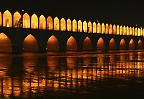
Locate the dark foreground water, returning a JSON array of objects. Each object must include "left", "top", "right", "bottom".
[{"left": 0, "top": 50, "right": 144, "bottom": 99}]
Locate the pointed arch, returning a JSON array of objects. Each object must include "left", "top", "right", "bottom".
[
  {"left": 83, "top": 21, "right": 87, "bottom": 32},
  {"left": 113, "top": 24, "right": 116, "bottom": 34},
  {"left": 23, "top": 13, "right": 30, "bottom": 28},
  {"left": 97, "top": 37, "right": 105, "bottom": 50},
  {"left": 67, "top": 19, "right": 71, "bottom": 31},
  {"left": 0, "top": 12, "right": 2, "bottom": 26},
  {"left": 88, "top": 21, "right": 92, "bottom": 33},
  {"left": 47, "top": 35, "right": 59, "bottom": 51},
  {"left": 138, "top": 39, "right": 143, "bottom": 49},
  {"left": 54, "top": 17, "right": 59, "bottom": 30},
  {"left": 129, "top": 39, "right": 135, "bottom": 50},
  {"left": 83, "top": 37, "right": 92, "bottom": 50},
  {"left": 31, "top": 14, "right": 38, "bottom": 29},
  {"left": 101, "top": 23, "right": 105, "bottom": 34},
  {"left": 13, "top": 11, "right": 21, "bottom": 27},
  {"left": 97, "top": 23, "right": 101, "bottom": 33},
  {"left": 78, "top": 20, "right": 82, "bottom": 32},
  {"left": 39, "top": 15, "right": 46, "bottom": 29},
  {"left": 93, "top": 22, "right": 96, "bottom": 33},
  {"left": 0, "top": 33, "right": 12, "bottom": 52},
  {"left": 72, "top": 19, "right": 77, "bottom": 32},
  {"left": 123, "top": 26, "right": 127, "bottom": 35},
  {"left": 120, "top": 39, "right": 126, "bottom": 49},
  {"left": 47, "top": 16, "right": 53, "bottom": 30},
  {"left": 120, "top": 25, "right": 123, "bottom": 35},
  {"left": 109, "top": 24, "right": 113, "bottom": 34},
  {"left": 134, "top": 27, "right": 138, "bottom": 36},
  {"left": 66, "top": 36, "right": 77, "bottom": 51},
  {"left": 129, "top": 27, "right": 132, "bottom": 35},
  {"left": 117, "top": 25, "right": 120, "bottom": 35},
  {"left": 105, "top": 23, "right": 109, "bottom": 34},
  {"left": 138, "top": 28, "right": 141, "bottom": 36},
  {"left": 60, "top": 18, "right": 66, "bottom": 31},
  {"left": 132, "top": 27, "right": 135, "bottom": 36},
  {"left": 109, "top": 38, "right": 116, "bottom": 50},
  {"left": 23, "top": 34, "right": 38, "bottom": 52},
  {"left": 3, "top": 10, "right": 12, "bottom": 27}
]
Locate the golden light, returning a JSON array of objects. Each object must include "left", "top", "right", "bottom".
[
  {"left": 140, "top": 27, "right": 143, "bottom": 36},
  {"left": 105, "top": 23, "right": 109, "bottom": 34},
  {"left": 132, "top": 27, "right": 135, "bottom": 36},
  {"left": 134, "top": 27, "right": 138, "bottom": 36},
  {"left": 54, "top": 17, "right": 59, "bottom": 30},
  {"left": 127, "top": 26, "right": 129, "bottom": 35},
  {"left": 67, "top": 18, "right": 71, "bottom": 31},
  {"left": 60, "top": 18, "right": 66, "bottom": 31},
  {"left": 123, "top": 25, "right": 126, "bottom": 35},
  {"left": 143, "top": 28, "right": 144, "bottom": 36},
  {"left": 97, "top": 23, "right": 101, "bottom": 33},
  {"left": 31, "top": 14, "right": 38, "bottom": 29},
  {"left": 13, "top": 11, "right": 21, "bottom": 27},
  {"left": 138, "top": 28, "right": 141, "bottom": 36},
  {"left": 0, "top": 12, "right": 2, "bottom": 26},
  {"left": 39, "top": 15, "right": 46, "bottom": 29},
  {"left": 101, "top": 23, "right": 105, "bottom": 34},
  {"left": 23, "top": 13, "right": 30, "bottom": 28},
  {"left": 129, "top": 27, "right": 132, "bottom": 35},
  {"left": 66, "top": 36, "right": 77, "bottom": 51},
  {"left": 83, "top": 21, "right": 87, "bottom": 32},
  {"left": 3, "top": 10, "right": 12, "bottom": 27},
  {"left": 78, "top": 20, "right": 82, "bottom": 32},
  {"left": 72, "top": 19, "right": 77, "bottom": 32},
  {"left": 116, "top": 25, "right": 119, "bottom": 35},
  {"left": 113, "top": 24, "right": 116, "bottom": 34},
  {"left": 88, "top": 21, "right": 92, "bottom": 33},
  {"left": 93, "top": 22, "right": 96, "bottom": 33},
  {"left": 109, "top": 24, "right": 113, "bottom": 34},
  {"left": 47, "top": 16, "right": 53, "bottom": 30},
  {"left": 120, "top": 25, "right": 123, "bottom": 35}
]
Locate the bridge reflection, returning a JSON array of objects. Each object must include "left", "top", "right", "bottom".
[{"left": 0, "top": 52, "right": 144, "bottom": 98}]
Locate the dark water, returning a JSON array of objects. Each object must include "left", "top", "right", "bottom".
[{"left": 0, "top": 50, "right": 144, "bottom": 99}]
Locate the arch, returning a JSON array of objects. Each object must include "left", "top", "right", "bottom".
[
  {"left": 0, "top": 12, "right": 2, "bottom": 26},
  {"left": 72, "top": 19, "right": 77, "bottom": 32},
  {"left": 93, "top": 22, "right": 96, "bottom": 33},
  {"left": 78, "top": 20, "right": 82, "bottom": 32},
  {"left": 66, "top": 36, "right": 77, "bottom": 51},
  {"left": 116, "top": 25, "right": 120, "bottom": 35},
  {"left": 140, "top": 27, "right": 143, "bottom": 36},
  {"left": 134, "top": 27, "right": 138, "bottom": 36},
  {"left": 88, "top": 21, "right": 92, "bottom": 33},
  {"left": 132, "top": 27, "right": 135, "bottom": 36},
  {"left": 0, "top": 33, "right": 12, "bottom": 52},
  {"left": 109, "top": 38, "right": 116, "bottom": 50},
  {"left": 39, "top": 15, "right": 46, "bottom": 29},
  {"left": 97, "top": 37, "right": 105, "bottom": 50},
  {"left": 101, "top": 23, "right": 105, "bottom": 34},
  {"left": 97, "top": 23, "right": 101, "bottom": 33},
  {"left": 120, "top": 25, "right": 123, "bottom": 35},
  {"left": 113, "top": 24, "right": 116, "bottom": 35},
  {"left": 129, "top": 39, "right": 135, "bottom": 50},
  {"left": 67, "top": 18, "right": 71, "bottom": 31},
  {"left": 127, "top": 26, "right": 129, "bottom": 35},
  {"left": 3, "top": 10, "right": 12, "bottom": 27},
  {"left": 109, "top": 24, "right": 113, "bottom": 34},
  {"left": 123, "top": 26, "right": 127, "bottom": 35},
  {"left": 83, "top": 21, "right": 87, "bottom": 32},
  {"left": 138, "top": 39, "right": 143, "bottom": 49},
  {"left": 105, "top": 23, "right": 109, "bottom": 34},
  {"left": 120, "top": 39, "right": 126, "bottom": 50},
  {"left": 13, "top": 11, "right": 21, "bottom": 27},
  {"left": 54, "top": 17, "right": 59, "bottom": 30},
  {"left": 60, "top": 18, "right": 66, "bottom": 31},
  {"left": 47, "top": 16, "right": 53, "bottom": 30},
  {"left": 31, "top": 14, "right": 38, "bottom": 29},
  {"left": 47, "top": 35, "right": 59, "bottom": 51},
  {"left": 23, "top": 34, "right": 38, "bottom": 52},
  {"left": 138, "top": 28, "right": 141, "bottom": 36},
  {"left": 129, "top": 27, "right": 132, "bottom": 35},
  {"left": 23, "top": 13, "right": 30, "bottom": 28},
  {"left": 83, "top": 37, "right": 92, "bottom": 50}
]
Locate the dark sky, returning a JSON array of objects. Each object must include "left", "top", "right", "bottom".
[{"left": 0, "top": 1, "right": 144, "bottom": 26}]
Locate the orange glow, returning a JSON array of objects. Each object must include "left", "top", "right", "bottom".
[
  {"left": 97, "top": 37, "right": 105, "bottom": 50},
  {"left": 113, "top": 24, "right": 116, "bottom": 34},
  {"left": 3, "top": 10, "right": 12, "bottom": 27},
  {"left": 97, "top": 23, "right": 101, "bottom": 33},
  {"left": 101, "top": 23, "right": 105, "bottom": 34},
  {"left": 109, "top": 38, "right": 116, "bottom": 50},
  {"left": 13, "top": 12, "right": 21, "bottom": 27},
  {"left": 83, "top": 21, "right": 87, "bottom": 32},
  {"left": 105, "top": 23, "right": 109, "bottom": 34},
  {"left": 132, "top": 27, "right": 135, "bottom": 36},
  {"left": 23, "top": 13, "right": 30, "bottom": 28},
  {"left": 83, "top": 37, "right": 92, "bottom": 50},
  {"left": 120, "top": 39, "right": 126, "bottom": 49},
  {"left": 120, "top": 25, "right": 123, "bottom": 35},
  {"left": 67, "top": 19, "right": 71, "bottom": 31},
  {"left": 23, "top": 34, "right": 38, "bottom": 52},
  {"left": 54, "top": 17, "right": 59, "bottom": 30},
  {"left": 127, "top": 26, "right": 129, "bottom": 35},
  {"left": 0, "top": 12, "right": 2, "bottom": 26},
  {"left": 129, "top": 27, "right": 132, "bottom": 35},
  {"left": 138, "top": 28, "right": 141, "bottom": 36},
  {"left": 66, "top": 36, "right": 77, "bottom": 51},
  {"left": 39, "top": 15, "right": 46, "bottom": 29},
  {"left": 88, "top": 21, "right": 92, "bottom": 33},
  {"left": 72, "top": 19, "right": 77, "bottom": 32},
  {"left": 134, "top": 27, "right": 138, "bottom": 36},
  {"left": 0, "top": 33, "right": 12, "bottom": 52},
  {"left": 31, "top": 14, "right": 38, "bottom": 29},
  {"left": 138, "top": 39, "right": 143, "bottom": 49},
  {"left": 47, "top": 35, "right": 59, "bottom": 51},
  {"left": 93, "top": 22, "right": 96, "bottom": 33},
  {"left": 140, "top": 28, "right": 143, "bottom": 36},
  {"left": 123, "top": 26, "right": 126, "bottom": 35},
  {"left": 129, "top": 39, "right": 135, "bottom": 49},
  {"left": 78, "top": 20, "right": 82, "bottom": 32},
  {"left": 47, "top": 56, "right": 58, "bottom": 68},
  {"left": 60, "top": 18, "right": 66, "bottom": 31},
  {"left": 116, "top": 25, "right": 119, "bottom": 35},
  {"left": 67, "top": 57, "right": 76, "bottom": 69},
  {"left": 47, "top": 16, "right": 53, "bottom": 30},
  {"left": 109, "top": 24, "right": 113, "bottom": 34}
]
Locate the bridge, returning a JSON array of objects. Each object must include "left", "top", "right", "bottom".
[{"left": 0, "top": 10, "right": 144, "bottom": 53}]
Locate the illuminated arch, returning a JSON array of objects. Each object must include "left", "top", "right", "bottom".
[
  {"left": 0, "top": 12, "right": 2, "bottom": 26},
  {"left": 83, "top": 37, "right": 92, "bottom": 50},
  {"left": 47, "top": 16, "right": 53, "bottom": 30},
  {"left": 120, "top": 39, "right": 126, "bottom": 49},
  {"left": 31, "top": 14, "right": 38, "bottom": 29},
  {"left": 140, "top": 27, "right": 143, "bottom": 36},
  {"left": 127, "top": 26, "right": 129, "bottom": 35},
  {"left": 143, "top": 28, "right": 144, "bottom": 36},
  {"left": 60, "top": 18, "right": 66, "bottom": 31},
  {"left": 39, "top": 15, "right": 46, "bottom": 29},
  {"left": 97, "top": 23, "right": 101, "bottom": 33},
  {"left": 72, "top": 19, "right": 77, "bottom": 32},
  {"left": 101, "top": 23, "right": 105, "bottom": 34},
  {"left": 113, "top": 24, "right": 116, "bottom": 34},
  {"left": 54, "top": 17, "right": 59, "bottom": 30},
  {"left": 116, "top": 25, "right": 120, "bottom": 35},
  {"left": 3, "top": 10, "right": 12, "bottom": 27},
  {"left": 66, "top": 36, "right": 77, "bottom": 51},
  {"left": 134, "top": 27, "right": 138, "bottom": 36},
  {"left": 132, "top": 27, "right": 135, "bottom": 36},
  {"left": 109, "top": 38, "right": 116, "bottom": 50},
  {"left": 129, "top": 27, "right": 132, "bottom": 35},
  {"left": 23, "top": 13, "right": 30, "bottom": 28},
  {"left": 97, "top": 37, "right": 105, "bottom": 50},
  {"left": 93, "top": 22, "right": 96, "bottom": 33},
  {"left": 138, "top": 28, "right": 141, "bottom": 36},
  {"left": 105, "top": 23, "right": 109, "bottom": 34},
  {"left": 109, "top": 24, "right": 113, "bottom": 34},
  {"left": 13, "top": 11, "right": 21, "bottom": 27},
  {"left": 138, "top": 39, "right": 143, "bottom": 49},
  {"left": 67, "top": 19, "right": 71, "bottom": 31},
  {"left": 0, "top": 33, "right": 12, "bottom": 52},
  {"left": 83, "top": 21, "right": 87, "bottom": 32},
  {"left": 120, "top": 25, "right": 123, "bottom": 35},
  {"left": 123, "top": 26, "right": 127, "bottom": 35},
  {"left": 88, "top": 21, "right": 92, "bottom": 33},
  {"left": 129, "top": 39, "right": 135, "bottom": 50},
  {"left": 78, "top": 20, "right": 82, "bottom": 32},
  {"left": 47, "top": 35, "right": 59, "bottom": 51},
  {"left": 23, "top": 34, "right": 38, "bottom": 52}
]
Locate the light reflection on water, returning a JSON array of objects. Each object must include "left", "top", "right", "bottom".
[{"left": 0, "top": 51, "right": 144, "bottom": 98}]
